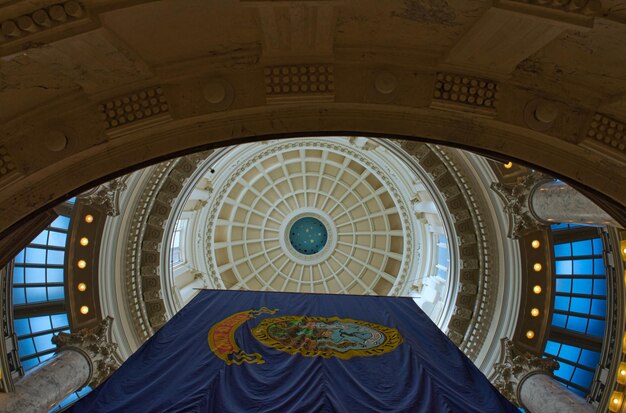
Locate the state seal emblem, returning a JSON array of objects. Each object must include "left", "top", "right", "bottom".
[
  {"left": 251, "top": 316, "right": 403, "bottom": 359},
  {"left": 209, "top": 309, "right": 403, "bottom": 364}
]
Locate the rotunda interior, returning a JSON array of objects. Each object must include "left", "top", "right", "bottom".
[{"left": 0, "top": 1, "right": 625, "bottom": 412}]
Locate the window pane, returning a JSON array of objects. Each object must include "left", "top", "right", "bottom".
[
  {"left": 17, "top": 338, "right": 36, "bottom": 357},
  {"left": 554, "top": 296, "right": 570, "bottom": 311},
  {"left": 593, "top": 259, "right": 605, "bottom": 275},
  {"left": 554, "top": 243, "right": 571, "bottom": 258},
  {"left": 13, "top": 288, "right": 26, "bottom": 305},
  {"left": 593, "top": 279, "right": 606, "bottom": 295},
  {"left": 545, "top": 341, "right": 560, "bottom": 356},
  {"left": 592, "top": 238, "right": 603, "bottom": 254},
  {"left": 30, "top": 316, "right": 52, "bottom": 333},
  {"left": 14, "top": 250, "right": 25, "bottom": 264},
  {"left": 587, "top": 319, "right": 605, "bottom": 337},
  {"left": 590, "top": 299, "right": 606, "bottom": 317},
  {"left": 14, "top": 319, "right": 31, "bottom": 337},
  {"left": 556, "top": 260, "right": 572, "bottom": 275},
  {"left": 47, "top": 268, "right": 64, "bottom": 283},
  {"left": 556, "top": 279, "right": 571, "bottom": 293},
  {"left": 573, "top": 259, "right": 592, "bottom": 275},
  {"left": 47, "top": 250, "right": 64, "bottom": 266},
  {"left": 571, "top": 369, "right": 594, "bottom": 389},
  {"left": 559, "top": 344, "right": 581, "bottom": 361},
  {"left": 25, "top": 267, "right": 46, "bottom": 284},
  {"left": 33, "top": 334, "right": 55, "bottom": 352},
  {"left": 26, "top": 287, "right": 47, "bottom": 303},
  {"left": 51, "top": 314, "right": 69, "bottom": 329},
  {"left": 570, "top": 297, "right": 590, "bottom": 314},
  {"left": 552, "top": 313, "right": 567, "bottom": 328},
  {"left": 25, "top": 247, "right": 46, "bottom": 265},
  {"left": 31, "top": 230, "right": 48, "bottom": 245},
  {"left": 571, "top": 240, "right": 592, "bottom": 256},
  {"left": 47, "top": 287, "right": 64, "bottom": 301},
  {"left": 50, "top": 216, "right": 70, "bottom": 230},
  {"left": 571, "top": 279, "right": 592, "bottom": 295},
  {"left": 579, "top": 350, "right": 600, "bottom": 367},
  {"left": 566, "top": 316, "right": 588, "bottom": 333},
  {"left": 13, "top": 266, "right": 24, "bottom": 283},
  {"left": 47, "top": 231, "right": 67, "bottom": 247},
  {"left": 554, "top": 362, "right": 575, "bottom": 381}
]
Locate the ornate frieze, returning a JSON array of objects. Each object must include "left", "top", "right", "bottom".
[
  {"left": 99, "top": 86, "right": 169, "bottom": 130},
  {"left": 400, "top": 141, "right": 496, "bottom": 360},
  {"left": 490, "top": 172, "right": 550, "bottom": 239},
  {"left": 0, "top": 1, "right": 86, "bottom": 44},
  {"left": 52, "top": 317, "right": 119, "bottom": 388},
  {"left": 492, "top": 338, "right": 559, "bottom": 407},
  {"left": 123, "top": 152, "right": 208, "bottom": 341},
  {"left": 264, "top": 64, "right": 335, "bottom": 103},
  {"left": 432, "top": 73, "right": 499, "bottom": 115}
]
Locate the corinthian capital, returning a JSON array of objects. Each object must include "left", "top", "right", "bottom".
[
  {"left": 492, "top": 338, "right": 559, "bottom": 407},
  {"left": 52, "top": 316, "right": 120, "bottom": 388},
  {"left": 490, "top": 172, "right": 551, "bottom": 239}
]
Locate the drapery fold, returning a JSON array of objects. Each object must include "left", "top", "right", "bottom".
[{"left": 68, "top": 290, "right": 518, "bottom": 413}]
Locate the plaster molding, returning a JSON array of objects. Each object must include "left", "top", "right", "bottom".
[
  {"left": 399, "top": 141, "right": 499, "bottom": 361},
  {"left": 121, "top": 152, "right": 208, "bottom": 341},
  {"left": 0, "top": 1, "right": 88, "bottom": 50},
  {"left": 431, "top": 72, "right": 499, "bottom": 116},
  {"left": 264, "top": 64, "right": 335, "bottom": 104}
]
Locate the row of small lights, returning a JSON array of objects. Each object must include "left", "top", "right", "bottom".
[
  {"left": 75, "top": 214, "right": 94, "bottom": 316},
  {"left": 608, "top": 244, "right": 626, "bottom": 412},
  {"left": 504, "top": 161, "right": 543, "bottom": 341},
  {"left": 526, "top": 238, "right": 542, "bottom": 340}
]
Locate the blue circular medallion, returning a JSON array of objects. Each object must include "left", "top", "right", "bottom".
[{"left": 289, "top": 217, "right": 328, "bottom": 255}]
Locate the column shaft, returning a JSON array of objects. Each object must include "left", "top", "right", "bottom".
[
  {"left": 0, "top": 349, "right": 90, "bottom": 413},
  {"left": 530, "top": 181, "right": 622, "bottom": 227},
  {"left": 519, "top": 373, "right": 594, "bottom": 413}
]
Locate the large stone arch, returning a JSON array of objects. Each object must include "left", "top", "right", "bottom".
[{"left": 1, "top": 103, "right": 623, "bottom": 235}]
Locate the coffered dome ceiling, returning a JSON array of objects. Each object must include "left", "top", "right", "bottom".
[
  {"left": 167, "top": 138, "right": 449, "bottom": 316},
  {"left": 100, "top": 136, "right": 518, "bottom": 371}
]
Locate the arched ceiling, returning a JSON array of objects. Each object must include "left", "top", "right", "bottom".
[
  {"left": 202, "top": 140, "right": 413, "bottom": 295},
  {"left": 0, "top": 0, "right": 625, "bottom": 235},
  {"left": 166, "top": 138, "right": 452, "bottom": 320}
]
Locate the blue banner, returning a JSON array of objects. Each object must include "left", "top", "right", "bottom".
[{"left": 69, "top": 290, "right": 518, "bottom": 412}]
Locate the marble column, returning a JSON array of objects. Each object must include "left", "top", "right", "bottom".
[
  {"left": 0, "top": 317, "right": 119, "bottom": 413},
  {"left": 492, "top": 338, "right": 594, "bottom": 413},
  {"left": 529, "top": 180, "right": 622, "bottom": 228}
]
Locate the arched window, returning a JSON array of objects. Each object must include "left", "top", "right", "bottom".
[
  {"left": 543, "top": 224, "right": 607, "bottom": 397},
  {"left": 11, "top": 207, "right": 92, "bottom": 411}
]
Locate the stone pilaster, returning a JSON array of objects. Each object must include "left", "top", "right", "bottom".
[{"left": 52, "top": 316, "right": 120, "bottom": 388}]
